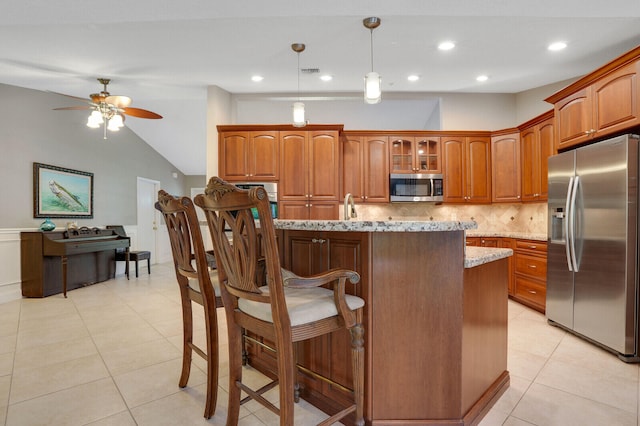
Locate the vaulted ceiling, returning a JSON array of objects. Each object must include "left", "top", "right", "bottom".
[{"left": 2, "top": 1, "right": 639, "bottom": 174}]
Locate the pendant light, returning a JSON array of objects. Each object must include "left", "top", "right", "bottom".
[
  {"left": 291, "top": 43, "right": 307, "bottom": 127},
  {"left": 363, "top": 17, "right": 382, "bottom": 104}
]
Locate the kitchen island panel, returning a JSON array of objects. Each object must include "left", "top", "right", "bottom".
[{"left": 370, "top": 231, "right": 465, "bottom": 420}]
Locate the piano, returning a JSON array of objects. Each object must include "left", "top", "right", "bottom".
[{"left": 21, "top": 227, "right": 130, "bottom": 297}]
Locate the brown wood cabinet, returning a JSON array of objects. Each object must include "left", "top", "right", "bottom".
[
  {"left": 218, "top": 129, "right": 279, "bottom": 181},
  {"left": 340, "top": 133, "right": 389, "bottom": 203},
  {"left": 512, "top": 239, "right": 547, "bottom": 313},
  {"left": 466, "top": 236, "right": 499, "bottom": 247},
  {"left": 546, "top": 47, "right": 640, "bottom": 151},
  {"left": 491, "top": 131, "right": 521, "bottom": 203},
  {"left": 389, "top": 135, "right": 441, "bottom": 174},
  {"left": 443, "top": 134, "right": 492, "bottom": 203},
  {"left": 279, "top": 129, "right": 340, "bottom": 219},
  {"left": 520, "top": 112, "right": 554, "bottom": 202}
]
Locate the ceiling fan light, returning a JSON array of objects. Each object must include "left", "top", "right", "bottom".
[
  {"left": 86, "top": 110, "right": 103, "bottom": 128},
  {"left": 364, "top": 71, "right": 381, "bottom": 104},
  {"left": 107, "top": 114, "right": 124, "bottom": 131},
  {"left": 86, "top": 117, "right": 101, "bottom": 128},
  {"left": 292, "top": 101, "right": 306, "bottom": 127}
]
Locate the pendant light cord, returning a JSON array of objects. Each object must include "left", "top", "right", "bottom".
[
  {"left": 297, "top": 51, "right": 301, "bottom": 101},
  {"left": 370, "top": 29, "right": 374, "bottom": 72}
]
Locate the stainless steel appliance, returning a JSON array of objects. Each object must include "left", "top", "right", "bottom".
[
  {"left": 232, "top": 182, "right": 278, "bottom": 218},
  {"left": 547, "top": 134, "right": 640, "bottom": 361},
  {"left": 389, "top": 173, "right": 443, "bottom": 202}
]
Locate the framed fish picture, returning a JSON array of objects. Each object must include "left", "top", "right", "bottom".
[{"left": 33, "top": 163, "right": 94, "bottom": 218}]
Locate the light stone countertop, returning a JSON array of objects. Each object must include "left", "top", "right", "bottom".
[
  {"left": 273, "top": 219, "right": 477, "bottom": 232},
  {"left": 464, "top": 246, "right": 513, "bottom": 269}
]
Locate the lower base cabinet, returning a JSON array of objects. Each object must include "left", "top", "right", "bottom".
[{"left": 512, "top": 239, "right": 547, "bottom": 313}]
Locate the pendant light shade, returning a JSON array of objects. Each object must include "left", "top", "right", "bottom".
[
  {"left": 292, "top": 101, "right": 306, "bottom": 127},
  {"left": 291, "top": 43, "right": 307, "bottom": 127},
  {"left": 364, "top": 71, "right": 381, "bottom": 104},
  {"left": 363, "top": 17, "right": 382, "bottom": 104}
]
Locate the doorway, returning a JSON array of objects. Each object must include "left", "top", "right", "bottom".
[{"left": 136, "top": 177, "right": 160, "bottom": 263}]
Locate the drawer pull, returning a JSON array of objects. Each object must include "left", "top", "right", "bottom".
[
  {"left": 527, "top": 289, "right": 537, "bottom": 294},
  {"left": 529, "top": 245, "right": 537, "bottom": 249},
  {"left": 527, "top": 264, "right": 537, "bottom": 269}
]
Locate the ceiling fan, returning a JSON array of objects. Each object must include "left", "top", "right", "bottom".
[{"left": 54, "top": 78, "right": 162, "bottom": 139}]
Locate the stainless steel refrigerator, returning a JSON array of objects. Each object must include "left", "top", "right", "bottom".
[{"left": 547, "top": 134, "right": 640, "bottom": 362}]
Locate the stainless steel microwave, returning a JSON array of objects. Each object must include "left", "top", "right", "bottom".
[{"left": 389, "top": 173, "right": 443, "bottom": 202}]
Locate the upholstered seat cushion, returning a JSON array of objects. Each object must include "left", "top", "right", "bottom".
[
  {"left": 188, "top": 270, "right": 221, "bottom": 297},
  {"left": 238, "top": 285, "right": 365, "bottom": 327}
]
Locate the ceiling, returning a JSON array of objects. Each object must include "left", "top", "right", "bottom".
[{"left": 2, "top": 1, "right": 640, "bottom": 175}]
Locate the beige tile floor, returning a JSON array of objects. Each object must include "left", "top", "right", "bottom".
[{"left": 0, "top": 262, "right": 638, "bottom": 425}]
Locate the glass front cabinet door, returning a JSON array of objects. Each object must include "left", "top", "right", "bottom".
[{"left": 390, "top": 136, "right": 441, "bottom": 174}]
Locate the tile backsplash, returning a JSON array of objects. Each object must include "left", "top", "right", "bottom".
[{"left": 355, "top": 202, "right": 547, "bottom": 234}]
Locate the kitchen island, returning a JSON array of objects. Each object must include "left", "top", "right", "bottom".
[{"left": 248, "top": 220, "right": 511, "bottom": 426}]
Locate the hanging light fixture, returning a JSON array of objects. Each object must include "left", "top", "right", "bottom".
[
  {"left": 85, "top": 78, "right": 127, "bottom": 138},
  {"left": 291, "top": 43, "right": 307, "bottom": 127},
  {"left": 363, "top": 17, "right": 382, "bottom": 104}
]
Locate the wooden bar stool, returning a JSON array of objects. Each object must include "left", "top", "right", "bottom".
[
  {"left": 195, "top": 177, "right": 365, "bottom": 426},
  {"left": 155, "top": 191, "right": 223, "bottom": 419}
]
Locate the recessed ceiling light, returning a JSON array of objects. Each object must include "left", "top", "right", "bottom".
[
  {"left": 320, "top": 75, "right": 333, "bottom": 82},
  {"left": 548, "top": 41, "right": 567, "bottom": 51},
  {"left": 476, "top": 75, "right": 489, "bottom": 82},
  {"left": 251, "top": 75, "right": 264, "bottom": 82},
  {"left": 438, "top": 41, "right": 456, "bottom": 51},
  {"left": 407, "top": 75, "right": 420, "bottom": 82}
]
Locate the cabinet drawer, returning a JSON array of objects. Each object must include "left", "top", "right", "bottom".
[
  {"left": 515, "top": 253, "right": 547, "bottom": 279},
  {"left": 515, "top": 240, "right": 547, "bottom": 253},
  {"left": 514, "top": 276, "right": 546, "bottom": 309}
]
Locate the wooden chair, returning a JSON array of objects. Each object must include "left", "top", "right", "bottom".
[
  {"left": 154, "top": 190, "right": 223, "bottom": 419},
  {"left": 194, "top": 177, "right": 365, "bottom": 426},
  {"left": 106, "top": 225, "right": 151, "bottom": 278}
]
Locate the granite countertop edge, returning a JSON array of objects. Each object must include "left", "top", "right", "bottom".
[
  {"left": 464, "top": 247, "right": 513, "bottom": 268},
  {"left": 273, "top": 219, "right": 477, "bottom": 232},
  {"left": 465, "top": 231, "right": 547, "bottom": 241}
]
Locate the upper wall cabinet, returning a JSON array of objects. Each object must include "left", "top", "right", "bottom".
[
  {"left": 218, "top": 129, "right": 279, "bottom": 181},
  {"left": 442, "top": 134, "right": 491, "bottom": 204},
  {"left": 341, "top": 133, "right": 389, "bottom": 203},
  {"left": 279, "top": 128, "right": 341, "bottom": 219},
  {"left": 520, "top": 112, "right": 554, "bottom": 202},
  {"left": 491, "top": 131, "right": 521, "bottom": 203},
  {"left": 546, "top": 47, "right": 640, "bottom": 151},
  {"left": 389, "top": 135, "right": 441, "bottom": 174}
]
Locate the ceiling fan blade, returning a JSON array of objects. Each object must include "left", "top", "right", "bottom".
[
  {"left": 48, "top": 91, "right": 91, "bottom": 103},
  {"left": 122, "top": 107, "right": 163, "bottom": 119},
  {"left": 53, "top": 106, "right": 93, "bottom": 111},
  {"left": 106, "top": 95, "right": 132, "bottom": 109}
]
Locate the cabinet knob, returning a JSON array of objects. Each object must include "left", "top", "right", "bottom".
[{"left": 311, "top": 238, "right": 326, "bottom": 244}]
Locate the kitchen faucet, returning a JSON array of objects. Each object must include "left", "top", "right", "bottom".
[{"left": 344, "top": 193, "right": 357, "bottom": 220}]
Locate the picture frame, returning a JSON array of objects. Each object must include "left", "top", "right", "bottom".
[{"left": 33, "top": 162, "right": 94, "bottom": 218}]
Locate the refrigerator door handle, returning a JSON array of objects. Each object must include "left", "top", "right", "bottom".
[
  {"left": 565, "top": 176, "right": 575, "bottom": 272},
  {"left": 569, "top": 176, "right": 580, "bottom": 272}
]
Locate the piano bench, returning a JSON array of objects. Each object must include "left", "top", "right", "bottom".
[{"left": 115, "top": 251, "right": 151, "bottom": 278}]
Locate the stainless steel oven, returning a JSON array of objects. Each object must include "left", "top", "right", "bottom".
[
  {"left": 389, "top": 173, "right": 443, "bottom": 202},
  {"left": 232, "top": 182, "right": 278, "bottom": 218}
]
